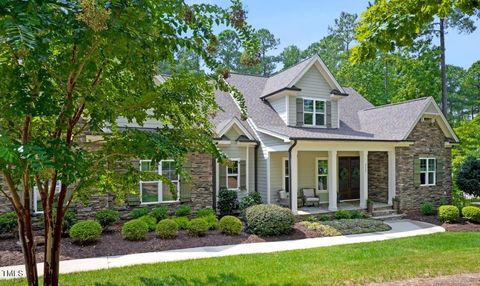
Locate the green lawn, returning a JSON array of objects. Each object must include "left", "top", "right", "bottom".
[{"left": 3, "top": 232, "right": 480, "bottom": 286}]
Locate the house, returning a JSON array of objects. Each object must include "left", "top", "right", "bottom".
[{"left": 0, "top": 56, "right": 458, "bottom": 218}]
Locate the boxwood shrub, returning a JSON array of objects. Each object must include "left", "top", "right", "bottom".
[
  {"left": 187, "top": 218, "right": 209, "bottom": 237},
  {"left": 218, "top": 188, "right": 238, "bottom": 215},
  {"left": 438, "top": 205, "right": 460, "bottom": 223},
  {"left": 0, "top": 212, "right": 17, "bottom": 235},
  {"left": 69, "top": 220, "right": 102, "bottom": 245},
  {"left": 245, "top": 204, "right": 294, "bottom": 236},
  {"left": 149, "top": 207, "right": 168, "bottom": 222},
  {"left": 462, "top": 206, "right": 480, "bottom": 223},
  {"left": 239, "top": 192, "right": 262, "bottom": 213},
  {"left": 95, "top": 209, "right": 120, "bottom": 229},
  {"left": 219, "top": 215, "right": 243, "bottom": 235},
  {"left": 200, "top": 214, "right": 218, "bottom": 230},
  {"left": 175, "top": 205, "right": 192, "bottom": 217},
  {"left": 420, "top": 202, "right": 435, "bottom": 216},
  {"left": 138, "top": 215, "right": 157, "bottom": 231},
  {"left": 122, "top": 219, "right": 149, "bottom": 241},
  {"left": 155, "top": 219, "right": 178, "bottom": 239},
  {"left": 196, "top": 208, "right": 216, "bottom": 218},
  {"left": 130, "top": 208, "right": 149, "bottom": 219},
  {"left": 173, "top": 216, "right": 190, "bottom": 230},
  {"left": 334, "top": 210, "right": 352, "bottom": 219}
]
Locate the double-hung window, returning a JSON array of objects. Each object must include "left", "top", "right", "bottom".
[
  {"left": 283, "top": 158, "right": 289, "bottom": 192},
  {"left": 420, "top": 158, "right": 436, "bottom": 186},
  {"left": 316, "top": 159, "right": 328, "bottom": 191},
  {"left": 303, "top": 99, "right": 326, "bottom": 126},
  {"left": 33, "top": 181, "right": 61, "bottom": 214},
  {"left": 226, "top": 160, "right": 240, "bottom": 189},
  {"left": 140, "top": 160, "right": 180, "bottom": 204}
]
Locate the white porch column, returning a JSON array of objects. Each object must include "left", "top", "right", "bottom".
[
  {"left": 328, "top": 150, "right": 337, "bottom": 211},
  {"left": 291, "top": 148, "right": 299, "bottom": 214},
  {"left": 359, "top": 151, "right": 369, "bottom": 208},
  {"left": 388, "top": 149, "right": 396, "bottom": 205}
]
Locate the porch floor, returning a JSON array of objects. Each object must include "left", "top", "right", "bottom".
[{"left": 297, "top": 201, "right": 390, "bottom": 215}]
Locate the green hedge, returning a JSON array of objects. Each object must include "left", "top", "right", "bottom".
[
  {"left": 69, "top": 220, "right": 102, "bottom": 245},
  {"left": 462, "top": 206, "right": 480, "bottom": 223},
  {"left": 438, "top": 205, "right": 460, "bottom": 223},
  {"left": 149, "top": 207, "right": 168, "bottom": 222},
  {"left": 187, "top": 218, "right": 209, "bottom": 237},
  {"left": 173, "top": 216, "right": 190, "bottom": 230},
  {"left": 245, "top": 204, "right": 294, "bottom": 236},
  {"left": 138, "top": 215, "right": 157, "bottom": 231},
  {"left": 122, "top": 219, "right": 149, "bottom": 241},
  {"left": 95, "top": 209, "right": 120, "bottom": 229},
  {"left": 0, "top": 212, "right": 18, "bottom": 235},
  {"left": 155, "top": 219, "right": 178, "bottom": 239},
  {"left": 219, "top": 215, "right": 243, "bottom": 235}
]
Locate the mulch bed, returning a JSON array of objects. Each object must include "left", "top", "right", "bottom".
[
  {"left": 406, "top": 210, "right": 480, "bottom": 232},
  {"left": 0, "top": 222, "right": 331, "bottom": 267}
]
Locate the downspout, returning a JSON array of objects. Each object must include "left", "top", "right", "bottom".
[
  {"left": 254, "top": 141, "right": 259, "bottom": 192},
  {"left": 288, "top": 139, "right": 297, "bottom": 209}
]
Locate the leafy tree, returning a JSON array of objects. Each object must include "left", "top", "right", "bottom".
[
  {"left": 446, "top": 65, "right": 468, "bottom": 124},
  {"left": 256, "top": 28, "right": 280, "bottom": 76},
  {"left": 158, "top": 48, "right": 202, "bottom": 74},
  {"left": 303, "top": 35, "right": 344, "bottom": 74},
  {"left": 453, "top": 115, "right": 480, "bottom": 170},
  {"left": 352, "top": 0, "right": 479, "bottom": 116},
  {"left": 0, "top": 1, "right": 257, "bottom": 285},
  {"left": 279, "top": 45, "right": 302, "bottom": 69},
  {"left": 456, "top": 156, "right": 480, "bottom": 198},
  {"left": 462, "top": 61, "right": 480, "bottom": 119},
  {"left": 327, "top": 12, "right": 358, "bottom": 57},
  {"left": 216, "top": 29, "right": 243, "bottom": 71}
]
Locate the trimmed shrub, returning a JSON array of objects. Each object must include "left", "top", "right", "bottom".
[
  {"left": 200, "top": 214, "right": 218, "bottom": 230},
  {"left": 420, "top": 202, "right": 435, "bottom": 216},
  {"left": 218, "top": 188, "right": 238, "bottom": 215},
  {"left": 462, "top": 206, "right": 480, "bottom": 223},
  {"left": 155, "top": 219, "right": 178, "bottom": 239},
  {"left": 334, "top": 210, "right": 352, "bottom": 220},
  {"left": 239, "top": 192, "right": 262, "bottom": 213},
  {"left": 69, "top": 220, "right": 102, "bottom": 245},
  {"left": 349, "top": 210, "right": 366, "bottom": 219},
  {"left": 122, "top": 219, "right": 149, "bottom": 241},
  {"left": 456, "top": 156, "right": 480, "bottom": 197},
  {"left": 173, "top": 216, "right": 190, "bottom": 230},
  {"left": 95, "top": 209, "right": 119, "bottom": 229},
  {"left": 130, "top": 208, "right": 149, "bottom": 219},
  {"left": 175, "top": 205, "right": 192, "bottom": 217},
  {"left": 62, "top": 210, "right": 78, "bottom": 234},
  {"left": 187, "top": 218, "right": 209, "bottom": 237},
  {"left": 438, "top": 205, "right": 460, "bottom": 223},
  {"left": 219, "top": 216, "right": 243, "bottom": 235},
  {"left": 0, "top": 212, "right": 17, "bottom": 235},
  {"left": 306, "top": 215, "right": 318, "bottom": 223},
  {"left": 245, "top": 204, "right": 294, "bottom": 236},
  {"left": 149, "top": 207, "right": 168, "bottom": 222},
  {"left": 196, "top": 208, "right": 216, "bottom": 218},
  {"left": 318, "top": 214, "right": 331, "bottom": 221},
  {"left": 138, "top": 215, "right": 157, "bottom": 231}
]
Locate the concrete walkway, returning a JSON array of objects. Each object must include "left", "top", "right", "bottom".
[{"left": 0, "top": 219, "right": 444, "bottom": 280}]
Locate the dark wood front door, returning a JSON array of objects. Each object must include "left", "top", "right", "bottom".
[{"left": 338, "top": 157, "right": 360, "bottom": 201}]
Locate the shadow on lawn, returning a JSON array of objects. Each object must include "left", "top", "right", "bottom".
[{"left": 94, "top": 273, "right": 297, "bottom": 286}]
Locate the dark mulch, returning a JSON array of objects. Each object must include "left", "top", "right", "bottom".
[
  {"left": 0, "top": 222, "right": 332, "bottom": 267},
  {"left": 406, "top": 211, "right": 480, "bottom": 232}
]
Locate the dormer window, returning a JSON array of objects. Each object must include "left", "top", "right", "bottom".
[{"left": 303, "top": 98, "right": 325, "bottom": 126}]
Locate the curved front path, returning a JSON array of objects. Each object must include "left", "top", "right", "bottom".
[{"left": 0, "top": 219, "right": 444, "bottom": 280}]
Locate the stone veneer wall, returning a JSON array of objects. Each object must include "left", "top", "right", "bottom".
[
  {"left": 395, "top": 119, "right": 452, "bottom": 212},
  {"left": 368, "top": 151, "right": 388, "bottom": 203},
  {"left": 0, "top": 152, "right": 214, "bottom": 224}
]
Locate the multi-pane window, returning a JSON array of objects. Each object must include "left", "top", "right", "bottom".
[
  {"left": 33, "top": 181, "right": 61, "bottom": 214},
  {"left": 317, "top": 159, "right": 328, "bottom": 191},
  {"left": 283, "top": 159, "right": 289, "bottom": 192},
  {"left": 227, "top": 160, "right": 240, "bottom": 189},
  {"left": 140, "top": 160, "right": 179, "bottom": 204},
  {"left": 420, "top": 158, "right": 436, "bottom": 186},
  {"left": 303, "top": 99, "right": 326, "bottom": 126}
]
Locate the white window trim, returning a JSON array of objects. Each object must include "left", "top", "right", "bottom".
[
  {"left": 139, "top": 159, "right": 180, "bottom": 205},
  {"left": 226, "top": 158, "right": 241, "bottom": 190},
  {"left": 282, "top": 157, "right": 289, "bottom": 191},
  {"left": 315, "top": 157, "right": 329, "bottom": 193},
  {"left": 33, "top": 181, "right": 61, "bottom": 214},
  {"left": 419, "top": 157, "right": 436, "bottom": 186},
  {"left": 303, "top": 97, "right": 326, "bottom": 127}
]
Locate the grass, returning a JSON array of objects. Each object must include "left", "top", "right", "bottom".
[{"left": 2, "top": 232, "right": 480, "bottom": 285}]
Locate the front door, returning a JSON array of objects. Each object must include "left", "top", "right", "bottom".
[{"left": 338, "top": 157, "right": 360, "bottom": 201}]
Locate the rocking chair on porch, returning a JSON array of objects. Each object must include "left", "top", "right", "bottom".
[{"left": 302, "top": 188, "right": 320, "bottom": 207}]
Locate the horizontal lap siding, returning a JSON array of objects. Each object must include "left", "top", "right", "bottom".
[{"left": 269, "top": 96, "right": 288, "bottom": 124}]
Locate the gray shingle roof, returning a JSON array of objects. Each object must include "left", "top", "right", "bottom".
[{"left": 211, "top": 59, "right": 440, "bottom": 142}]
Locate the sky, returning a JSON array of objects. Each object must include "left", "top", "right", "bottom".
[{"left": 189, "top": 0, "right": 480, "bottom": 69}]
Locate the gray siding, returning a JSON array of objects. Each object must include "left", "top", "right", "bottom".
[{"left": 269, "top": 96, "right": 288, "bottom": 124}]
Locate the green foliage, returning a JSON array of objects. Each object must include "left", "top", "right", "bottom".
[
  {"left": 187, "top": 218, "right": 209, "bottom": 237},
  {"left": 245, "top": 204, "right": 294, "bottom": 236},
  {"left": 173, "top": 216, "right": 190, "bottom": 230},
  {"left": 420, "top": 202, "right": 436, "bottom": 216},
  {"left": 456, "top": 156, "right": 480, "bottom": 197},
  {"left": 130, "top": 208, "right": 150, "bottom": 220},
  {"left": 349, "top": 210, "right": 366, "bottom": 219},
  {"left": 138, "top": 215, "right": 157, "bottom": 232},
  {"left": 334, "top": 210, "right": 352, "bottom": 219},
  {"left": 306, "top": 216, "right": 318, "bottom": 223},
  {"left": 438, "top": 205, "right": 460, "bottom": 223},
  {"left": 196, "top": 208, "right": 216, "bottom": 218},
  {"left": 280, "top": 45, "right": 302, "bottom": 69},
  {"left": 0, "top": 212, "right": 17, "bottom": 235},
  {"left": 62, "top": 210, "right": 78, "bottom": 234},
  {"left": 200, "top": 214, "right": 219, "bottom": 230},
  {"left": 149, "top": 207, "right": 169, "bottom": 222},
  {"left": 122, "top": 220, "right": 149, "bottom": 241},
  {"left": 69, "top": 220, "right": 102, "bottom": 245},
  {"left": 219, "top": 216, "right": 243, "bottom": 235},
  {"left": 175, "top": 205, "right": 192, "bottom": 217},
  {"left": 239, "top": 192, "right": 262, "bottom": 213},
  {"left": 95, "top": 209, "right": 120, "bottom": 229},
  {"left": 302, "top": 219, "right": 391, "bottom": 236},
  {"left": 155, "top": 219, "right": 178, "bottom": 239},
  {"left": 462, "top": 206, "right": 480, "bottom": 223},
  {"left": 318, "top": 214, "right": 331, "bottom": 221},
  {"left": 218, "top": 188, "right": 238, "bottom": 216},
  {"left": 453, "top": 116, "right": 480, "bottom": 170}
]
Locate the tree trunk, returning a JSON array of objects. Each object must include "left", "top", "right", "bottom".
[
  {"left": 43, "top": 200, "right": 65, "bottom": 286},
  {"left": 17, "top": 209, "right": 39, "bottom": 286},
  {"left": 440, "top": 18, "right": 448, "bottom": 116}
]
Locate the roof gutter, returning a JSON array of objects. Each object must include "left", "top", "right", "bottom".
[
  {"left": 288, "top": 137, "right": 415, "bottom": 143},
  {"left": 288, "top": 139, "right": 298, "bottom": 210},
  {"left": 254, "top": 142, "right": 259, "bottom": 193}
]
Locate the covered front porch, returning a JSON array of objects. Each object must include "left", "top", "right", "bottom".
[{"left": 267, "top": 141, "right": 402, "bottom": 214}]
